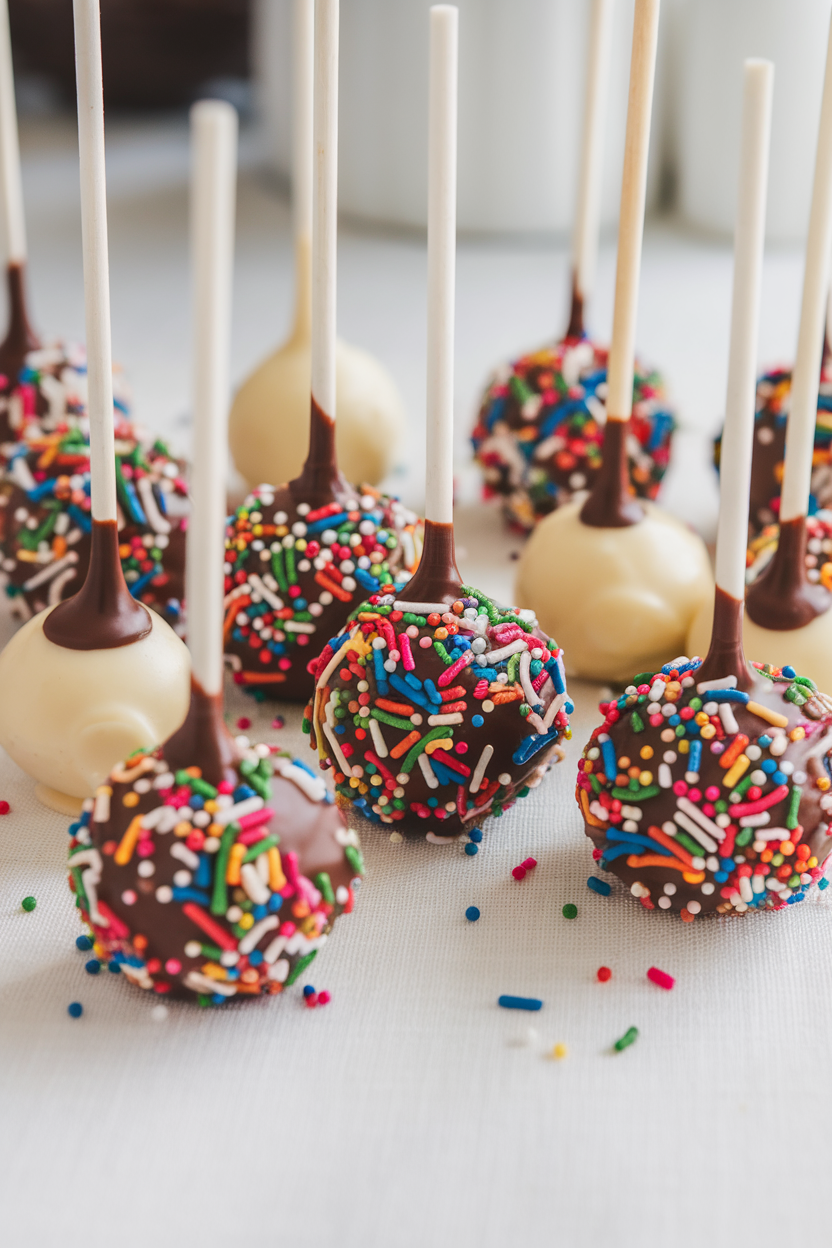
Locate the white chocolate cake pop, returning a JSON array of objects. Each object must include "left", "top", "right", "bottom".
[
  {"left": 228, "top": 0, "right": 404, "bottom": 491},
  {"left": 0, "top": 0, "right": 190, "bottom": 813},
  {"left": 689, "top": 19, "right": 832, "bottom": 695},
  {"left": 516, "top": 0, "right": 711, "bottom": 682}
]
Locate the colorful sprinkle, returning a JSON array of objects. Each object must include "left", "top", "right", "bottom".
[
  {"left": 20, "top": 895, "right": 36, "bottom": 912},
  {"left": 646, "top": 966, "right": 675, "bottom": 991},
  {"left": 562, "top": 903, "right": 578, "bottom": 919},
  {"left": 614, "top": 1025, "right": 639, "bottom": 1052},
  {"left": 498, "top": 995, "right": 542, "bottom": 1011}
]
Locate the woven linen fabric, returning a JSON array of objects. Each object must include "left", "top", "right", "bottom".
[{"left": 1, "top": 667, "right": 832, "bottom": 1248}]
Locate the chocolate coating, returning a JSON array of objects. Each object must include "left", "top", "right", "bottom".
[
  {"left": 577, "top": 657, "right": 832, "bottom": 918},
  {"left": 472, "top": 338, "right": 674, "bottom": 532},
  {"left": 0, "top": 263, "right": 40, "bottom": 409},
  {"left": 746, "top": 515, "right": 832, "bottom": 631},
  {"left": 579, "top": 417, "right": 644, "bottom": 528},
  {"left": 67, "top": 685, "right": 362, "bottom": 1003},
  {"left": 43, "top": 519, "right": 151, "bottom": 648},
  {"left": 308, "top": 564, "right": 572, "bottom": 837}
]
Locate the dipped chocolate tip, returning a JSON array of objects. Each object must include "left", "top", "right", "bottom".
[
  {"left": 746, "top": 515, "right": 832, "bottom": 632},
  {"left": 289, "top": 396, "right": 351, "bottom": 507},
  {"left": 565, "top": 271, "right": 586, "bottom": 342},
  {"left": 694, "top": 585, "right": 753, "bottom": 691},
  {"left": 396, "top": 519, "right": 462, "bottom": 606},
  {"left": 43, "top": 519, "right": 152, "bottom": 650},
  {"left": 579, "top": 418, "right": 645, "bottom": 528},
  {"left": 0, "top": 262, "right": 40, "bottom": 393},
  {"left": 164, "top": 677, "right": 239, "bottom": 788}
]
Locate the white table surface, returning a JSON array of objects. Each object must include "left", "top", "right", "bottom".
[{"left": 1, "top": 115, "right": 830, "bottom": 1248}]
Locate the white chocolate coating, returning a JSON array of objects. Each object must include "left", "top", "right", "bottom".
[
  {"left": 0, "top": 607, "right": 191, "bottom": 800},
  {"left": 515, "top": 499, "right": 712, "bottom": 682},
  {"left": 228, "top": 335, "right": 405, "bottom": 490},
  {"left": 687, "top": 592, "right": 832, "bottom": 694}
]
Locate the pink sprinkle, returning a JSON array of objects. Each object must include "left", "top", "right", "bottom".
[
  {"left": 236, "top": 717, "right": 251, "bottom": 730},
  {"left": 521, "top": 857, "right": 537, "bottom": 870},
  {"left": 438, "top": 650, "right": 474, "bottom": 686},
  {"left": 512, "top": 866, "right": 526, "bottom": 880},
  {"left": 672, "top": 781, "right": 688, "bottom": 796},
  {"left": 318, "top": 990, "right": 331, "bottom": 1006},
  {"left": 398, "top": 632, "right": 415, "bottom": 671},
  {"left": 165, "top": 959, "right": 181, "bottom": 975},
  {"left": 419, "top": 636, "right": 432, "bottom": 648},
  {"left": 304, "top": 993, "right": 318, "bottom": 1008},
  {"left": 271, "top": 716, "right": 285, "bottom": 730},
  {"left": 647, "top": 966, "right": 675, "bottom": 991},
  {"left": 237, "top": 807, "right": 276, "bottom": 830}
]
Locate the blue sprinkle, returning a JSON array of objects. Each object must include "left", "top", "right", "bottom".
[
  {"left": 714, "top": 871, "right": 729, "bottom": 883},
  {"left": 688, "top": 740, "right": 702, "bottom": 774},
  {"left": 758, "top": 735, "right": 773, "bottom": 748},
  {"left": 248, "top": 950, "right": 264, "bottom": 967},
  {"left": 472, "top": 714, "right": 484, "bottom": 727},
  {"left": 761, "top": 758, "right": 777, "bottom": 774},
  {"left": 252, "top": 904, "right": 268, "bottom": 921},
  {"left": 468, "top": 827, "right": 483, "bottom": 842},
  {"left": 464, "top": 843, "right": 479, "bottom": 856},
  {"left": 67, "top": 1002, "right": 83, "bottom": 1018},
  {"left": 720, "top": 858, "right": 735, "bottom": 872},
  {"left": 84, "top": 959, "right": 101, "bottom": 975},
  {"left": 465, "top": 906, "right": 481, "bottom": 921},
  {"left": 668, "top": 714, "right": 681, "bottom": 726},
  {"left": 233, "top": 784, "right": 257, "bottom": 802},
  {"left": 498, "top": 995, "right": 542, "bottom": 1012},
  {"left": 108, "top": 962, "right": 121, "bottom": 974},
  {"left": 601, "top": 738, "right": 617, "bottom": 780},
  {"left": 268, "top": 892, "right": 284, "bottom": 912},
  {"left": 75, "top": 934, "right": 93, "bottom": 951},
  {"left": 782, "top": 665, "right": 797, "bottom": 678},
  {"left": 772, "top": 771, "right": 788, "bottom": 786},
  {"left": 819, "top": 877, "right": 830, "bottom": 891},
  {"left": 706, "top": 689, "right": 749, "bottom": 704},
  {"left": 587, "top": 877, "right": 611, "bottom": 896},
  {"left": 303, "top": 984, "right": 316, "bottom": 997},
  {"left": 211, "top": 993, "right": 229, "bottom": 1006}
]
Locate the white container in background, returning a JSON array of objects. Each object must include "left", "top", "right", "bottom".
[
  {"left": 677, "top": 0, "right": 832, "bottom": 242},
  {"left": 254, "top": 0, "right": 672, "bottom": 235}
]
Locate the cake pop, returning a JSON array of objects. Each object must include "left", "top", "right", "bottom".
[
  {"left": 224, "top": 0, "right": 422, "bottom": 704},
  {"left": 689, "top": 18, "right": 832, "bottom": 695},
  {"left": 228, "top": 0, "right": 405, "bottom": 492},
  {"left": 67, "top": 98, "right": 362, "bottom": 1004},
  {"left": 471, "top": 0, "right": 675, "bottom": 533},
  {"left": 579, "top": 60, "right": 832, "bottom": 920},
  {"left": 0, "top": 0, "right": 190, "bottom": 813},
  {"left": 515, "top": 0, "right": 711, "bottom": 683},
  {"left": 307, "top": 5, "right": 572, "bottom": 840}
]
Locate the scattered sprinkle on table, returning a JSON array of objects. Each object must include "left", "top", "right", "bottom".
[
  {"left": 469, "top": 828, "right": 483, "bottom": 843},
  {"left": 85, "top": 959, "right": 100, "bottom": 975},
  {"left": 597, "top": 966, "right": 612, "bottom": 982},
  {"left": 465, "top": 843, "right": 479, "bottom": 856},
  {"left": 302, "top": 984, "right": 331, "bottom": 1008},
  {"left": 820, "top": 878, "right": 830, "bottom": 891},
  {"left": 0, "top": 801, "right": 10, "bottom": 815},
  {"left": 587, "top": 877, "right": 611, "bottom": 896},
  {"left": 67, "top": 1002, "right": 83, "bottom": 1019},
  {"left": 512, "top": 856, "right": 537, "bottom": 880},
  {"left": 271, "top": 716, "right": 285, "bottom": 730},
  {"left": 236, "top": 716, "right": 251, "bottom": 730},
  {"left": 20, "top": 895, "right": 36, "bottom": 912},
  {"left": 551, "top": 1043, "right": 568, "bottom": 1060},
  {"left": 75, "top": 935, "right": 92, "bottom": 951},
  {"left": 647, "top": 966, "right": 675, "bottom": 991},
  {"left": 465, "top": 905, "right": 481, "bottom": 921},
  {"left": 562, "top": 903, "right": 578, "bottom": 919},
  {"left": 498, "top": 994, "right": 542, "bottom": 1011},
  {"left": 614, "top": 1026, "right": 639, "bottom": 1052}
]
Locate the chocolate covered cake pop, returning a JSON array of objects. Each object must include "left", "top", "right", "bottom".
[
  {"left": 714, "top": 360, "right": 832, "bottom": 539},
  {"left": 0, "top": 363, "right": 187, "bottom": 625},
  {"left": 471, "top": 0, "right": 675, "bottom": 533},
  {"left": 68, "top": 703, "right": 362, "bottom": 1002},
  {"left": 472, "top": 338, "right": 674, "bottom": 532},
  {"left": 224, "top": 470, "right": 421, "bottom": 703}
]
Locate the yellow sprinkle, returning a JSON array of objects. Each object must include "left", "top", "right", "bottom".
[
  {"left": 122, "top": 791, "right": 140, "bottom": 807},
  {"left": 238, "top": 912, "right": 255, "bottom": 931},
  {"left": 639, "top": 745, "right": 653, "bottom": 760},
  {"left": 551, "top": 1043, "right": 568, "bottom": 1060},
  {"left": 746, "top": 700, "right": 789, "bottom": 729},
  {"left": 678, "top": 739, "right": 690, "bottom": 754},
  {"left": 226, "top": 842, "right": 245, "bottom": 885},
  {"left": 200, "top": 962, "right": 228, "bottom": 981},
  {"left": 267, "top": 846, "right": 286, "bottom": 891},
  {"left": 790, "top": 726, "right": 806, "bottom": 741},
  {"left": 114, "top": 815, "right": 143, "bottom": 866},
  {"left": 700, "top": 724, "right": 716, "bottom": 739},
  {"left": 173, "top": 821, "right": 192, "bottom": 838},
  {"left": 638, "top": 771, "right": 653, "bottom": 786},
  {"left": 723, "top": 754, "right": 750, "bottom": 788}
]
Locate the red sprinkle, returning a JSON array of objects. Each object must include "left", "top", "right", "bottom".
[
  {"left": 511, "top": 866, "right": 527, "bottom": 881},
  {"left": 597, "top": 966, "right": 612, "bottom": 982},
  {"left": 0, "top": 800, "right": 10, "bottom": 815},
  {"left": 318, "top": 990, "right": 331, "bottom": 1006},
  {"left": 647, "top": 966, "right": 675, "bottom": 991},
  {"left": 236, "top": 717, "right": 252, "bottom": 730}
]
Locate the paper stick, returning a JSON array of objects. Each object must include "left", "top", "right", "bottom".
[
  {"left": 605, "top": 0, "right": 660, "bottom": 423},
  {"left": 714, "top": 60, "right": 773, "bottom": 601},
  {"left": 310, "top": 0, "right": 338, "bottom": 422},
  {"left": 294, "top": 0, "right": 314, "bottom": 245},
  {"left": 780, "top": 14, "right": 832, "bottom": 522},
  {"left": 425, "top": 4, "right": 458, "bottom": 526},
  {"left": 188, "top": 101, "right": 238, "bottom": 696},
  {"left": 571, "top": 0, "right": 615, "bottom": 314},
  {"left": 0, "top": 0, "right": 24, "bottom": 264},
  {"left": 72, "top": 0, "right": 116, "bottom": 523}
]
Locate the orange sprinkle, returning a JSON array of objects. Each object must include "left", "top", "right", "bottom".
[{"left": 390, "top": 730, "right": 421, "bottom": 759}]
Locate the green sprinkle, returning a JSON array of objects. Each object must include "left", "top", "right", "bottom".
[
  {"left": 21, "top": 896, "right": 36, "bottom": 912},
  {"left": 241, "top": 834, "right": 280, "bottom": 864},
  {"left": 198, "top": 943, "right": 223, "bottom": 961},
  {"left": 734, "top": 826, "right": 754, "bottom": 848},
  {"left": 786, "top": 785, "right": 802, "bottom": 830},
  {"left": 614, "top": 1026, "right": 639, "bottom": 1052},
  {"left": 271, "top": 547, "right": 288, "bottom": 593},
  {"left": 371, "top": 708, "right": 414, "bottom": 732},
  {"left": 673, "top": 829, "right": 704, "bottom": 857},
  {"left": 433, "top": 640, "right": 453, "bottom": 665},
  {"left": 314, "top": 872, "right": 335, "bottom": 904},
  {"left": 211, "top": 825, "right": 237, "bottom": 916},
  {"left": 632, "top": 671, "right": 656, "bottom": 686},
  {"left": 630, "top": 711, "right": 645, "bottom": 733},
  {"left": 402, "top": 612, "right": 427, "bottom": 626},
  {"left": 562, "top": 903, "right": 578, "bottom": 919},
  {"left": 344, "top": 844, "right": 364, "bottom": 875},
  {"left": 400, "top": 726, "right": 453, "bottom": 773},
  {"left": 611, "top": 785, "right": 660, "bottom": 802},
  {"left": 285, "top": 949, "right": 318, "bottom": 987},
  {"left": 285, "top": 543, "right": 297, "bottom": 584}
]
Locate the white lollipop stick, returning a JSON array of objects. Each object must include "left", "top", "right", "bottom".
[
  {"left": 605, "top": 0, "right": 660, "bottom": 423},
  {"left": 0, "top": 0, "right": 24, "bottom": 265},
  {"left": 188, "top": 101, "right": 238, "bottom": 698},
  {"left": 294, "top": 0, "right": 314, "bottom": 247},
  {"left": 425, "top": 4, "right": 458, "bottom": 526},
  {"left": 570, "top": 0, "right": 615, "bottom": 321},
  {"left": 311, "top": 0, "right": 338, "bottom": 423},
  {"left": 714, "top": 61, "right": 773, "bottom": 602},
  {"left": 73, "top": 0, "right": 116, "bottom": 523},
  {"left": 780, "top": 14, "right": 832, "bottom": 523}
]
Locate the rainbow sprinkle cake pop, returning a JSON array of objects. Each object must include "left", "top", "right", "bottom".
[
  {"left": 307, "top": 5, "right": 571, "bottom": 840},
  {"left": 223, "top": 0, "right": 421, "bottom": 704},
  {"left": 580, "top": 60, "right": 832, "bottom": 920},
  {"left": 68, "top": 96, "right": 362, "bottom": 1004},
  {"left": 471, "top": 0, "right": 674, "bottom": 533}
]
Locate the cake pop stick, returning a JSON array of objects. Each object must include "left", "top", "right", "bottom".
[
  {"left": 516, "top": 0, "right": 711, "bottom": 682},
  {"left": 0, "top": 0, "right": 38, "bottom": 385},
  {"left": 472, "top": 0, "right": 675, "bottom": 533},
  {"left": 228, "top": 0, "right": 404, "bottom": 491},
  {"left": 0, "top": 0, "right": 190, "bottom": 812},
  {"left": 65, "top": 99, "right": 362, "bottom": 1004},
  {"left": 568, "top": 0, "right": 616, "bottom": 340},
  {"left": 691, "top": 14, "right": 832, "bottom": 691},
  {"left": 578, "top": 60, "right": 832, "bottom": 921},
  {"left": 308, "top": 5, "right": 572, "bottom": 840},
  {"left": 224, "top": 0, "right": 421, "bottom": 704}
]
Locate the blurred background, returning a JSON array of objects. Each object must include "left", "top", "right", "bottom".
[{"left": 6, "top": 0, "right": 832, "bottom": 567}]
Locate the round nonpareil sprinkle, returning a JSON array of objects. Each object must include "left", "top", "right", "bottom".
[{"left": 20, "top": 895, "right": 36, "bottom": 912}]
